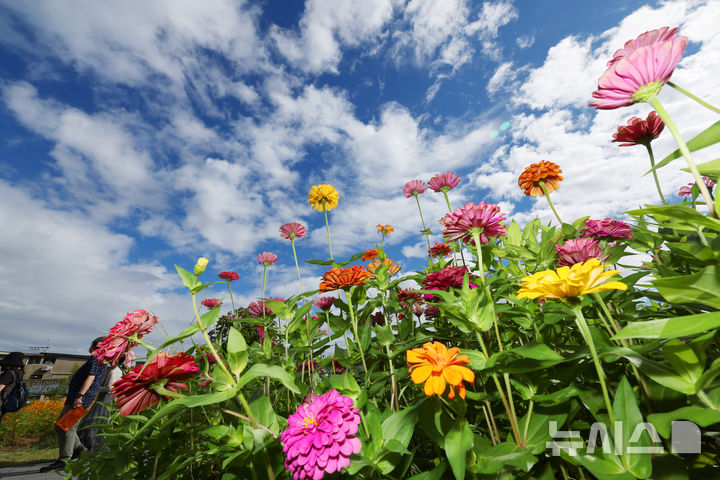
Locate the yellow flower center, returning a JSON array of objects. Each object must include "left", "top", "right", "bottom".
[{"left": 303, "top": 416, "right": 317, "bottom": 428}]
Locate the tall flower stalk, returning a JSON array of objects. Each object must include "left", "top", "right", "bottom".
[
  {"left": 404, "top": 180, "right": 431, "bottom": 249},
  {"left": 667, "top": 81, "right": 720, "bottom": 115},
  {"left": 280, "top": 223, "right": 308, "bottom": 291},
  {"left": 309, "top": 184, "right": 339, "bottom": 262}
]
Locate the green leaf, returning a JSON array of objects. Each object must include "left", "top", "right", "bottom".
[
  {"left": 613, "top": 311, "right": 720, "bottom": 340},
  {"left": 652, "top": 265, "right": 720, "bottom": 309},
  {"left": 444, "top": 418, "right": 473, "bottom": 480},
  {"left": 648, "top": 406, "right": 720, "bottom": 438},
  {"left": 569, "top": 453, "right": 635, "bottom": 480},
  {"left": 175, "top": 264, "right": 199, "bottom": 290},
  {"left": 374, "top": 325, "right": 394, "bottom": 346},
  {"left": 461, "top": 349, "right": 487, "bottom": 371},
  {"left": 472, "top": 442, "right": 536, "bottom": 475},
  {"left": 663, "top": 339, "right": 703, "bottom": 388},
  {"left": 248, "top": 395, "right": 279, "bottom": 435},
  {"left": 648, "top": 119, "right": 720, "bottom": 173},
  {"left": 621, "top": 353, "right": 696, "bottom": 395},
  {"left": 237, "top": 364, "right": 300, "bottom": 393},
  {"left": 627, "top": 205, "right": 720, "bottom": 233},
  {"left": 381, "top": 401, "right": 423, "bottom": 451},
  {"left": 226, "top": 328, "right": 248, "bottom": 375},
  {"left": 198, "top": 307, "right": 221, "bottom": 330},
  {"left": 613, "top": 376, "right": 652, "bottom": 478},
  {"left": 520, "top": 411, "right": 568, "bottom": 454},
  {"left": 407, "top": 463, "right": 448, "bottom": 480},
  {"left": 505, "top": 221, "right": 522, "bottom": 247},
  {"left": 266, "top": 299, "right": 292, "bottom": 320},
  {"left": 683, "top": 157, "right": 720, "bottom": 178}
]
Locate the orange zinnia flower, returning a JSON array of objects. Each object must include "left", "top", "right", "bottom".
[
  {"left": 366, "top": 258, "right": 401, "bottom": 276},
  {"left": 407, "top": 342, "right": 474, "bottom": 399},
  {"left": 319, "top": 265, "right": 372, "bottom": 292},
  {"left": 361, "top": 248, "right": 378, "bottom": 261},
  {"left": 377, "top": 224, "right": 394, "bottom": 235},
  {"left": 518, "top": 160, "right": 563, "bottom": 197}
]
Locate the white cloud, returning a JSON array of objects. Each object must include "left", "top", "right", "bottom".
[
  {"left": 271, "top": 0, "right": 398, "bottom": 74},
  {"left": 516, "top": 34, "right": 534, "bottom": 49}
]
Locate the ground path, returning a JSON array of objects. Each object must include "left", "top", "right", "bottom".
[{"left": 0, "top": 463, "right": 74, "bottom": 479}]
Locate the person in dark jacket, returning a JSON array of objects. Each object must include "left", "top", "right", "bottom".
[
  {"left": 41, "top": 337, "right": 108, "bottom": 473},
  {"left": 0, "top": 351, "right": 25, "bottom": 424}
]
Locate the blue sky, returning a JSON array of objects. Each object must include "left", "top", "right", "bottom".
[{"left": 1, "top": 0, "right": 718, "bottom": 353}]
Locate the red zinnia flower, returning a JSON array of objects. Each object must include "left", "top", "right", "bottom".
[
  {"left": 219, "top": 271, "right": 240, "bottom": 282},
  {"left": 369, "top": 311, "right": 386, "bottom": 326},
  {"left": 94, "top": 310, "right": 158, "bottom": 367},
  {"left": 112, "top": 352, "right": 198, "bottom": 416},
  {"left": 428, "top": 242, "right": 453, "bottom": 258},
  {"left": 612, "top": 111, "right": 664, "bottom": 147},
  {"left": 397, "top": 289, "right": 424, "bottom": 309},
  {"left": 440, "top": 202, "right": 507, "bottom": 245},
  {"left": 332, "top": 360, "right": 345, "bottom": 374},
  {"left": 201, "top": 298, "right": 221, "bottom": 309},
  {"left": 312, "top": 296, "right": 336, "bottom": 311}
]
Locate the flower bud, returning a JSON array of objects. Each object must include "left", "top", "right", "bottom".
[{"left": 193, "top": 257, "right": 209, "bottom": 276}]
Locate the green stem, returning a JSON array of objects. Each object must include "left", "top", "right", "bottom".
[
  {"left": 323, "top": 203, "right": 334, "bottom": 262},
  {"left": 290, "top": 239, "right": 304, "bottom": 291},
  {"left": 414, "top": 194, "right": 431, "bottom": 250},
  {"left": 648, "top": 96, "right": 717, "bottom": 217},
  {"left": 667, "top": 82, "right": 720, "bottom": 115},
  {"left": 475, "top": 331, "right": 523, "bottom": 445},
  {"left": 380, "top": 233, "right": 385, "bottom": 250},
  {"left": 471, "top": 232, "right": 485, "bottom": 281},
  {"left": 592, "top": 293, "right": 620, "bottom": 337},
  {"left": 345, "top": 289, "right": 368, "bottom": 379},
  {"left": 573, "top": 307, "right": 616, "bottom": 426},
  {"left": 226, "top": 281, "right": 237, "bottom": 315},
  {"left": 538, "top": 181, "right": 563, "bottom": 225},
  {"left": 384, "top": 344, "right": 399, "bottom": 412},
  {"left": 522, "top": 400, "right": 534, "bottom": 445},
  {"left": 442, "top": 190, "right": 453, "bottom": 212},
  {"left": 643, "top": 144, "right": 667, "bottom": 205}
]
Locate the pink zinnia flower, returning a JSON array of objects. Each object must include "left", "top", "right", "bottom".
[
  {"left": 678, "top": 176, "right": 715, "bottom": 197},
  {"left": 428, "top": 242, "right": 453, "bottom": 258},
  {"left": 248, "top": 297, "right": 285, "bottom": 318},
  {"left": 312, "top": 296, "right": 336, "bottom": 311},
  {"left": 112, "top": 352, "right": 198, "bottom": 416},
  {"left": 403, "top": 180, "right": 428, "bottom": 198},
  {"left": 422, "top": 266, "right": 477, "bottom": 299},
  {"left": 554, "top": 238, "right": 609, "bottom": 267},
  {"left": 428, "top": 172, "right": 461, "bottom": 193},
  {"left": 280, "top": 222, "right": 308, "bottom": 241},
  {"left": 94, "top": 310, "right": 158, "bottom": 367},
  {"left": 612, "top": 111, "right": 665, "bottom": 147},
  {"left": 257, "top": 252, "right": 278, "bottom": 266},
  {"left": 281, "top": 390, "right": 362, "bottom": 480},
  {"left": 440, "top": 202, "right": 507, "bottom": 245},
  {"left": 581, "top": 218, "right": 634, "bottom": 240},
  {"left": 590, "top": 27, "right": 688, "bottom": 109},
  {"left": 202, "top": 298, "right": 221, "bottom": 309},
  {"left": 218, "top": 271, "right": 240, "bottom": 282}
]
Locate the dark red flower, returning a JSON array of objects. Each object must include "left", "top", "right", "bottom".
[
  {"left": 428, "top": 242, "right": 453, "bottom": 258},
  {"left": 397, "top": 289, "right": 424, "bottom": 309},
  {"left": 202, "top": 298, "right": 222, "bottom": 309},
  {"left": 296, "top": 361, "right": 318, "bottom": 373},
  {"left": 112, "top": 352, "right": 198, "bottom": 416},
  {"left": 612, "top": 111, "right": 665, "bottom": 147},
  {"left": 313, "top": 296, "right": 336, "bottom": 311},
  {"left": 369, "top": 311, "right": 386, "bottom": 326},
  {"left": 219, "top": 271, "right": 240, "bottom": 282},
  {"left": 332, "top": 360, "right": 345, "bottom": 374},
  {"left": 424, "top": 305, "right": 440, "bottom": 318}
]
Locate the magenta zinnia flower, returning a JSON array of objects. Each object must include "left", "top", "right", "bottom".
[
  {"left": 422, "top": 266, "right": 477, "bottom": 299},
  {"left": 403, "top": 180, "right": 428, "bottom": 198},
  {"left": 281, "top": 389, "right": 362, "bottom": 480},
  {"left": 280, "top": 222, "right": 308, "bottom": 241},
  {"left": 201, "top": 298, "right": 221, "bottom": 309},
  {"left": 257, "top": 252, "right": 278, "bottom": 266},
  {"left": 612, "top": 111, "right": 665, "bottom": 146},
  {"left": 428, "top": 172, "right": 461, "bottom": 193},
  {"left": 248, "top": 297, "right": 285, "bottom": 318},
  {"left": 554, "top": 238, "right": 609, "bottom": 267},
  {"left": 312, "top": 296, "right": 335, "bottom": 311},
  {"left": 428, "top": 242, "right": 453, "bottom": 258},
  {"left": 440, "top": 202, "right": 507, "bottom": 245},
  {"left": 590, "top": 27, "right": 688, "bottom": 109},
  {"left": 94, "top": 310, "right": 158, "bottom": 367},
  {"left": 112, "top": 352, "right": 198, "bottom": 416},
  {"left": 218, "top": 271, "right": 240, "bottom": 282},
  {"left": 581, "top": 218, "right": 634, "bottom": 240},
  {"left": 679, "top": 176, "right": 715, "bottom": 196}
]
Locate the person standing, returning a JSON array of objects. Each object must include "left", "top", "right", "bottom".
[
  {"left": 78, "top": 355, "right": 124, "bottom": 452},
  {"left": 41, "top": 337, "right": 107, "bottom": 473},
  {"left": 0, "top": 351, "right": 25, "bottom": 424}
]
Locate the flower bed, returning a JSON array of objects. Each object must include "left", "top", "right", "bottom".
[{"left": 0, "top": 397, "right": 65, "bottom": 448}]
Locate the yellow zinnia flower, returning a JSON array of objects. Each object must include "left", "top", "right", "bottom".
[
  {"left": 308, "top": 184, "right": 339, "bottom": 212},
  {"left": 517, "top": 258, "right": 627, "bottom": 300},
  {"left": 407, "top": 341, "right": 474, "bottom": 399}
]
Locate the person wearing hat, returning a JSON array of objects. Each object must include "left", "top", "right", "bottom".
[
  {"left": 41, "top": 337, "right": 108, "bottom": 473},
  {"left": 0, "top": 351, "right": 25, "bottom": 424}
]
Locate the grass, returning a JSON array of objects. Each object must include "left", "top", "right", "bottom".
[{"left": 0, "top": 438, "right": 57, "bottom": 467}]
